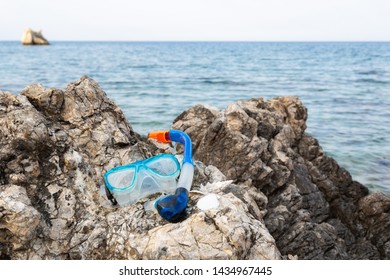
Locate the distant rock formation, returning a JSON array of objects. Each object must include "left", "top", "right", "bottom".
[
  {"left": 0, "top": 76, "right": 389, "bottom": 260},
  {"left": 21, "top": 28, "right": 49, "bottom": 45}
]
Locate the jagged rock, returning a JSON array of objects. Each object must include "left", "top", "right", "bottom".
[
  {"left": 21, "top": 28, "right": 49, "bottom": 45},
  {"left": 173, "top": 97, "right": 390, "bottom": 259},
  {"left": 141, "top": 180, "right": 281, "bottom": 260},
  {"left": 0, "top": 76, "right": 280, "bottom": 260},
  {"left": 1, "top": 76, "right": 389, "bottom": 260},
  {"left": 357, "top": 193, "right": 390, "bottom": 257}
]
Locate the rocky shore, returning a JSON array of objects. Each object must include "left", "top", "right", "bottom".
[{"left": 0, "top": 76, "right": 389, "bottom": 259}]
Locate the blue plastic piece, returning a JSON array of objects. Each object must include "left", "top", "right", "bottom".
[
  {"left": 169, "top": 130, "right": 194, "bottom": 165},
  {"left": 156, "top": 187, "right": 189, "bottom": 222}
]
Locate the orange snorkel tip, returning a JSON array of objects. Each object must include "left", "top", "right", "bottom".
[{"left": 148, "top": 130, "right": 171, "bottom": 143}]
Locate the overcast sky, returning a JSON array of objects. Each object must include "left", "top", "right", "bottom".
[{"left": 1, "top": 0, "right": 389, "bottom": 41}]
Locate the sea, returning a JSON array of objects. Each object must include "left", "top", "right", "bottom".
[{"left": 0, "top": 41, "right": 389, "bottom": 194}]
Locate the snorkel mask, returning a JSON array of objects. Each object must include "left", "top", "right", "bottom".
[{"left": 102, "top": 130, "right": 194, "bottom": 222}]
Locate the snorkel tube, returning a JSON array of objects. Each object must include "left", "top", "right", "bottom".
[{"left": 148, "top": 130, "right": 194, "bottom": 222}]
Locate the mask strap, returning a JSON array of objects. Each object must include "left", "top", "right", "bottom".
[{"left": 104, "top": 184, "right": 118, "bottom": 206}]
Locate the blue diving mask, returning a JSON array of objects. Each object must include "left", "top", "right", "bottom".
[
  {"left": 102, "top": 130, "right": 194, "bottom": 223},
  {"left": 103, "top": 154, "right": 180, "bottom": 206}
]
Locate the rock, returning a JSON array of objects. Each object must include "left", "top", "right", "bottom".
[
  {"left": 0, "top": 76, "right": 280, "bottom": 260},
  {"left": 1, "top": 76, "right": 389, "bottom": 259},
  {"left": 173, "top": 96, "right": 390, "bottom": 259},
  {"left": 143, "top": 184, "right": 281, "bottom": 260},
  {"left": 21, "top": 28, "right": 49, "bottom": 45},
  {"left": 0, "top": 185, "right": 41, "bottom": 245},
  {"left": 357, "top": 193, "right": 390, "bottom": 257}
]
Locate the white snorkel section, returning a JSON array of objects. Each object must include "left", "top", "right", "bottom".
[{"left": 148, "top": 130, "right": 194, "bottom": 222}]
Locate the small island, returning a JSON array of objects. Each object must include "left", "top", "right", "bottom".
[{"left": 21, "top": 28, "right": 49, "bottom": 45}]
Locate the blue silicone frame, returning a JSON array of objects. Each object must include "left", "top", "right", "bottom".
[{"left": 103, "top": 153, "right": 180, "bottom": 191}]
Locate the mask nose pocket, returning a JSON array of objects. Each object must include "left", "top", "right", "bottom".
[{"left": 139, "top": 175, "right": 161, "bottom": 197}]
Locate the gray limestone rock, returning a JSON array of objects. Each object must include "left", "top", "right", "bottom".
[
  {"left": 0, "top": 76, "right": 280, "bottom": 260},
  {"left": 1, "top": 76, "right": 389, "bottom": 259},
  {"left": 173, "top": 96, "right": 390, "bottom": 259}
]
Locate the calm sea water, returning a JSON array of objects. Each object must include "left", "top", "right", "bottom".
[{"left": 0, "top": 41, "right": 389, "bottom": 194}]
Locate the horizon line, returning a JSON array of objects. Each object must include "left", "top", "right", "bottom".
[{"left": 1, "top": 39, "right": 390, "bottom": 43}]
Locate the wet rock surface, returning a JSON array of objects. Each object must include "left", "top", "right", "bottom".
[{"left": 1, "top": 76, "right": 389, "bottom": 259}]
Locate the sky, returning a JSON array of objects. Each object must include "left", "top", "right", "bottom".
[{"left": 1, "top": 0, "right": 389, "bottom": 41}]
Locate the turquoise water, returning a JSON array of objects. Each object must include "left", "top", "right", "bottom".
[{"left": 0, "top": 41, "right": 389, "bottom": 194}]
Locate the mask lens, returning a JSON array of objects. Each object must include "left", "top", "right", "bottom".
[
  {"left": 145, "top": 155, "right": 180, "bottom": 176},
  {"left": 105, "top": 167, "right": 136, "bottom": 190}
]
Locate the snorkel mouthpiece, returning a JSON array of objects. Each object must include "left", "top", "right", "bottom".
[
  {"left": 148, "top": 130, "right": 194, "bottom": 222},
  {"left": 155, "top": 188, "right": 189, "bottom": 222}
]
